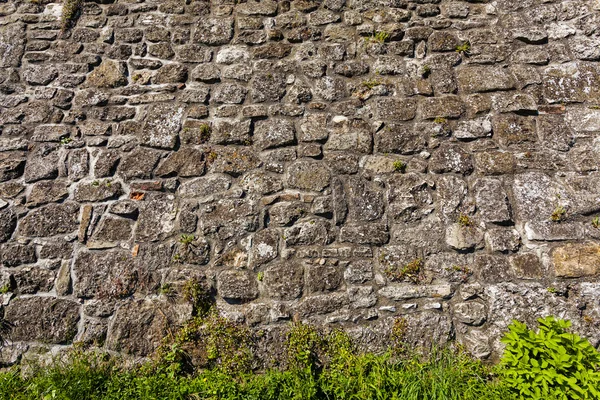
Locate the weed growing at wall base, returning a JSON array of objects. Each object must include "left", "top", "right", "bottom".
[{"left": 1, "top": 316, "right": 598, "bottom": 400}]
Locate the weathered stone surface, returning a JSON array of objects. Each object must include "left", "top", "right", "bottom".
[
  {"left": 287, "top": 161, "right": 331, "bottom": 191},
  {"left": 473, "top": 178, "right": 511, "bottom": 224},
  {"left": 155, "top": 148, "right": 205, "bottom": 177},
  {"left": 250, "top": 229, "right": 279, "bottom": 267},
  {"left": 135, "top": 195, "right": 177, "bottom": 242},
  {"left": 2, "top": 0, "right": 600, "bottom": 363},
  {"left": 264, "top": 261, "right": 304, "bottom": 300},
  {"left": 19, "top": 203, "right": 79, "bottom": 237},
  {"left": 5, "top": 297, "right": 80, "bottom": 344},
  {"left": 140, "top": 104, "right": 184, "bottom": 149},
  {"left": 255, "top": 119, "right": 296, "bottom": 150},
  {"left": 74, "top": 250, "right": 137, "bottom": 298},
  {"left": 457, "top": 66, "right": 515, "bottom": 94},
  {"left": 429, "top": 143, "right": 473, "bottom": 175},
  {"left": 0, "top": 23, "right": 25, "bottom": 67},
  {"left": 0, "top": 243, "right": 36, "bottom": 267},
  {"left": 194, "top": 17, "right": 234, "bottom": 45},
  {"left": 552, "top": 243, "right": 600, "bottom": 278},
  {"left": 446, "top": 223, "right": 484, "bottom": 251},
  {"left": 87, "top": 60, "right": 128, "bottom": 88},
  {"left": 106, "top": 299, "right": 191, "bottom": 356},
  {"left": 218, "top": 270, "right": 259, "bottom": 302}
]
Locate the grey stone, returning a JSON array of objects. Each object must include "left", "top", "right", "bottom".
[
  {"left": 264, "top": 261, "right": 304, "bottom": 300},
  {"left": 218, "top": 270, "right": 259, "bottom": 303},
  {"left": 5, "top": 297, "right": 80, "bottom": 344},
  {"left": 473, "top": 178, "right": 511, "bottom": 224},
  {"left": 193, "top": 18, "right": 234, "bottom": 45},
  {"left": 19, "top": 203, "right": 79, "bottom": 238},
  {"left": 140, "top": 104, "right": 184, "bottom": 149},
  {"left": 255, "top": 119, "right": 296, "bottom": 150},
  {"left": 456, "top": 66, "right": 515, "bottom": 94},
  {"left": 287, "top": 161, "right": 331, "bottom": 191}
]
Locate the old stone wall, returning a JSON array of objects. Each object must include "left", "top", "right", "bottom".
[{"left": 1, "top": 0, "right": 600, "bottom": 365}]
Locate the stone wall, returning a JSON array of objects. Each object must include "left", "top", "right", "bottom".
[{"left": 1, "top": 0, "right": 600, "bottom": 365}]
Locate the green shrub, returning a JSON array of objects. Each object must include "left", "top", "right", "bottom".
[{"left": 498, "top": 316, "right": 600, "bottom": 399}]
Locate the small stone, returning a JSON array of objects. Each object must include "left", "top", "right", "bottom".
[
  {"left": 140, "top": 103, "right": 184, "bottom": 149},
  {"left": 218, "top": 270, "right": 259, "bottom": 303},
  {"left": 287, "top": 161, "right": 331, "bottom": 191},
  {"left": 254, "top": 119, "right": 296, "bottom": 150},
  {"left": 552, "top": 243, "right": 600, "bottom": 278},
  {"left": 86, "top": 60, "right": 128, "bottom": 88},
  {"left": 23, "top": 65, "right": 58, "bottom": 85},
  {"left": 445, "top": 223, "right": 484, "bottom": 251}
]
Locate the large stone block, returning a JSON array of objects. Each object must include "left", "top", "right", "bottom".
[{"left": 5, "top": 297, "right": 80, "bottom": 344}]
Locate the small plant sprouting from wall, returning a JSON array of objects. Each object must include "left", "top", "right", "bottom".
[
  {"left": 365, "top": 31, "right": 390, "bottom": 44},
  {"left": 199, "top": 123, "right": 211, "bottom": 143},
  {"left": 550, "top": 205, "right": 567, "bottom": 222},
  {"left": 61, "top": 0, "right": 84, "bottom": 31},
  {"left": 393, "top": 160, "right": 406, "bottom": 173},
  {"left": 455, "top": 41, "right": 471, "bottom": 55},
  {"left": 457, "top": 213, "right": 472, "bottom": 227},
  {"left": 384, "top": 258, "right": 424, "bottom": 284}
]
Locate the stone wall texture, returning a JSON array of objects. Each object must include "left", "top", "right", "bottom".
[{"left": 1, "top": 0, "right": 600, "bottom": 364}]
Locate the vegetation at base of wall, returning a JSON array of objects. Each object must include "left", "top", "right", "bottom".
[{"left": 0, "top": 316, "right": 598, "bottom": 400}]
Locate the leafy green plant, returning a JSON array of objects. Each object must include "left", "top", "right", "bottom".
[
  {"left": 384, "top": 258, "right": 424, "bottom": 284},
  {"left": 456, "top": 41, "right": 471, "bottom": 55},
  {"left": 60, "top": 137, "right": 73, "bottom": 145},
  {"left": 592, "top": 216, "right": 599, "bottom": 229},
  {"left": 457, "top": 213, "right": 472, "bottom": 227},
  {"left": 498, "top": 316, "right": 600, "bottom": 399},
  {"left": 393, "top": 159, "right": 406, "bottom": 173},
  {"left": 362, "top": 78, "right": 382, "bottom": 89},
  {"left": 179, "top": 234, "right": 195, "bottom": 246},
  {"left": 61, "top": 0, "right": 83, "bottom": 31},
  {"left": 199, "top": 124, "right": 211, "bottom": 143},
  {"left": 551, "top": 205, "right": 567, "bottom": 222},
  {"left": 366, "top": 30, "right": 390, "bottom": 43}
]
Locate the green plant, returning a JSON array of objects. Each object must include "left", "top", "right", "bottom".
[
  {"left": 179, "top": 234, "right": 195, "bottom": 246},
  {"left": 434, "top": 116, "right": 448, "bottom": 124},
  {"left": 0, "top": 283, "right": 11, "bottom": 294},
  {"left": 458, "top": 213, "right": 472, "bottom": 227},
  {"left": 498, "top": 316, "right": 600, "bottom": 399},
  {"left": 199, "top": 124, "right": 211, "bottom": 143},
  {"left": 384, "top": 258, "right": 424, "bottom": 284},
  {"left": 60, "top": 137, "right": 73, "bottom": 145},
  {"left": 286, "top": 321, "right": 324, "bottom": 371},
  {"left": 181, "top": 278, "right": 213, "bottom": 317},
  {"left": 362, "top": 78, "right": 382, "bottom": 89},
  {"left": 547, "top": 287, "right": 557, "bottom": 294},
  {"left": 256, "top": 272, "right": 264, "bottom": 281},
  {"left": 366, "top": 30, "right": 390, "bottom": 43},
  {"left": 551, "top": 205, "right": 567, "bottom": 222},
  {"left": 592, "top": 216, "right": 599, "bottom": 229},
  {"left": 456, "top": 41, "right": 471, "bottom": 55},
  {"left": 392, "top": 159, "right": 406, "bottom": 173},
  {"left": 61, "top": 0, "right": 83, "bottom": 31},
  {"left": 421, "top": 64, "right": 431, "bottom": 78}
]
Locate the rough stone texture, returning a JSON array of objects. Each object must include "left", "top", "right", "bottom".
[{"left": 1, "top": 0, "right": 600, "bottom": 365}]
